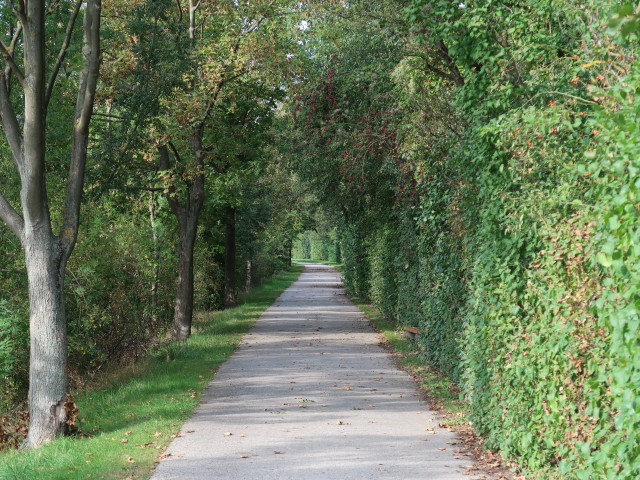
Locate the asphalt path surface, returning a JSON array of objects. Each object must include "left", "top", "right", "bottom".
[{"left": 150, "top": 263, "right": 480, "bottom": 480}]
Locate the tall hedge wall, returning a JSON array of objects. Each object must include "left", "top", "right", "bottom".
[{"left": 290, "top": 1, "right": 639, "bottom": 478}]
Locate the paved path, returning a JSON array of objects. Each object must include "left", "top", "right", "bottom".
[{"left": 151, "top": 263, "right": 479, "bottom": 480}]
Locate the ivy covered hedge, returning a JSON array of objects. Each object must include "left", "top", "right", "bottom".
[{"left": 288, "top": 1, "right": 639, "bottom": 478}]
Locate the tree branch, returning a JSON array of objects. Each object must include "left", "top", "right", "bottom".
[
  {"left": 0, "top": 191, "right": 24, "bottom": 240},
  {"left": 8, "top": 0, "right": 26, "bottom": 25},
  {"left": 61, "top": 0, "right": 101, "bottom": 253},
  {"left": 168, "top": 141, "right": 183, "bottom": 164},
  {"left": 0, "top": 72, "right": 24, "bottom": 165},
  {"left": 0, "top": 39, "right": 25, "bottom": 86},
  {"left": 436, "top": 40, "right": 465, "bottom": 87},
  {"left": 4, "top": 23, "right": 23, "bottom": 84},
  {"left": 45, "top": 0, "right": 83, "bottom": 111},
  {"left": 157, "top": 144, "right": 183, "bottom": 216}
]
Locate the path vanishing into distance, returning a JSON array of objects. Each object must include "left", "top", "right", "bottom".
[{"left": 151, "top": 263, "right": 481, "bottom": 480}]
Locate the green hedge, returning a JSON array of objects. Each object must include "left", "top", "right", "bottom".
[{"left": 290, "top": 1, "right": 639, "bottom": 478}]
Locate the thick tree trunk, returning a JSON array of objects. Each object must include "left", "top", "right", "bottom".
[
  {"left": 0, "top": 0, "right": 100, "bottom": 448},
  {"left": 173, "top": 214, "right": 197, "bottom": 341},
  {"left": 22, "top": 230, "right": 68, "bottom": 448},
  {"left": 224, "top": 205, "right": 237, "bottom": 308}
]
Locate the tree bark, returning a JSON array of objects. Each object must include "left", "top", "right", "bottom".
[
  {"left": 173, "top": 213, "right": 198, "bottom": 340},
  {"left": 224, "top": 205, "right": 237, "bottom": 308},
  {"left": 23, "top": 232, "right": 68, "bottom": 448}
]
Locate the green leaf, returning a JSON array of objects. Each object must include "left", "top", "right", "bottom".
[
  {"left": 618, "top": 4, "right": 635, "bottom": 17},
  {"left": 597, "top": 252, "right": 613, "bottom": 267}
]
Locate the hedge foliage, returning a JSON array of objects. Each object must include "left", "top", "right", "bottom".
[{"left": 288, "top": 1, "right": 639, "bottom": 478}]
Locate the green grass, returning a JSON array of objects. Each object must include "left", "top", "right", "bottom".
[{"left": 0, "top": 265, "right": 303, "bottom": 480}]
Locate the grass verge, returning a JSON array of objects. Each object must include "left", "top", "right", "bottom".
[
  {"left": 0, "top": 265, "right": 303, "bottom": 480},
  {"left": 350, "top": 298, "right": 468, "bottom": 424}
]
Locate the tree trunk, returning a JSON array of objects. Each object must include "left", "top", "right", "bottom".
[
  {"left": 158, "top": 136, "right": 205, "bottom": 341},
  {"left": 224, "top": 205, "right": 237, "bottom": 308},
  {"left": 149, "top": 192, "right": 159, "bottom": 323},
  {"left": 22, "top": 232, "right": 68, "bottom": 448},
  {"left": 245, "top": 259, "right": 252, "bottom": 292},
  {"left": 173, "top": 214, "right": 197, "bottom": 340}
]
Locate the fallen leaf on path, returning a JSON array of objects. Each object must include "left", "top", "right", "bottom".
[
  {"left": 438, "top": 448, "right": 446, "bottom": 451},
  {"left": 223, "top": 432, "right": 233, "bottom": 436},
  {"left": 238, "top": 434, "right": 245, "bottom": 437},
  {"left": 240, "top": 455, "right": 250, "bottom": 459},
  {"left": 186, "top": 430, "right": 195, "bottom": 433},
  {"left": 340, "top": 385, "right": 352, "bottom": 390},
  {"left": 274, "top": 451, "right": 284, "bottom": 454}
]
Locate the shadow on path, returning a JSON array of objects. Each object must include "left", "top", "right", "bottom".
[{"left": 150, "top": 263, "right": 480, "bottom": 480}]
